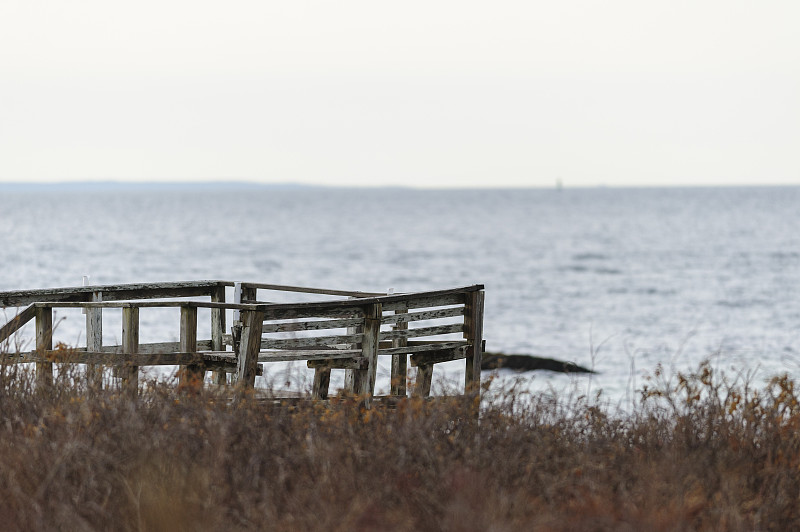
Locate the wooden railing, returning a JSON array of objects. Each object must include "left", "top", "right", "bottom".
[
  {"left": 234, "top": 284, "right": 485, "bottom": 401},
  {"left": 0, "top": 281, "right": 485, "bottom": 401}
]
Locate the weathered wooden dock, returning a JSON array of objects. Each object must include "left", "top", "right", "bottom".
[{"left": 0, "top": 281, "right": 485, "bottom": 402}]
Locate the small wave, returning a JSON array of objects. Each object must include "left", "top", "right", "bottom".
[
  {"left": 572, "top": 253, "right": 608, "bottom": 261},
  {"left": 595, "top": 268, "right": 622, "bottom": 275},
  {"left": 716, "top": 299, "right": 771, "bottom": 308}
]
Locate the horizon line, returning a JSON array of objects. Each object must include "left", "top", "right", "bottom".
[{"left": 0, "top": 180, "right": 798, "bottom": 191}]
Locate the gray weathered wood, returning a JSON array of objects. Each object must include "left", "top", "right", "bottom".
[
  {"left": 379, "top": 341, "right": 468, "bottom": 356},
  {"left": 35, "top": 306, "right": 53, "bottom": 387},
  {"left": 86, "top": 291, "right": 103, "bottom": 389},
  {"left": 210, "top": 284, "right": 227, "bottom": 385},
  {"left": 179, "top": 306, "right": 204, "bottom": 390},
  {"left": 0, "top": 280, "right": 232, "bottom": 307},
  {"left": 260, "top": 333, "right": 363, "bottom": 350},
  {"left": 311, "top": 367, "right": 331, "bottom": 400},
  {"left": 410, "top": 345, "right": 470, "bottom": 366},
  {"left": 241, "top": 282, "right": 383, "bottom": 298},
  {"left": 390, "top": 305, "right": 408, "bottom": 396},
  {"left": 413, "top": 365, "right": 433, "bottom": 397},
  {"left": 307, "top": 357, "right": 368, "bottom": 370},
  {"left": 0, "top": 304, "right": 37, "bottom": 345},
  {"left": 93, "top": 340, "right": 213, "bottom": 355},
  {"left": 381, "top": 306, "right": 465, "bottom": 326},
  {"left": 258, "top": 349, "right": 362, "bottom": 362},
  {"left": 464, "top": 290, "right": 485, "bottom": 391},
  {"left": 236, "top": 309, "right": 265, "bottom": 388},
  {"left": 262, "top": 317, "right": 364, "bottom": 334},
  {"left": 121, "top": 307, "right": 139, "bottom": 396},
  {"left": 381, "top": 293, "right": 466, "bottom": 312},
  {"left": 379, "top": 323, "right": 464, "bottom": 341},
  {"left": 352, "top": 304, "right": 381, "bottom": 399}
]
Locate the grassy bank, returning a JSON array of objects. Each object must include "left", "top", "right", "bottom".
[{"left": 1, "top": 360, "right": 799, "bottom": 531}]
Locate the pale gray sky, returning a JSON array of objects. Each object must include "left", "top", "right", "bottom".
[{"left": 1, "top": 0, "right": 798, "bottom": 188}]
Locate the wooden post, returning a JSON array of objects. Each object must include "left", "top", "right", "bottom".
[
  {"left": 352, "top": 303, "right": 381, "bottom": 402},
  {"left": 464, "top": 290, "right": 485, "bottom": 393},
  {"left": 390, "top": 304, "right": 408, "bottom": 396},
  {"left": 413, "top": 365, "right": 433, "bottom": 398},
  {"left": 210, "top": 285, "right": 227, "bottom": 385},
  {"left": 179, "top": 306, "right": 203, "bottom": 391},
  {"left": 86, "top": 291, "right": 103, "bottom": 389},
  {"left": 35, "top": 306, "right": 53, "bottom": 388},
  {"left": 121, "top": 307, "right": 139, "bottom": 397},
  {"left": 236, "top": 309, "right": 264, "bottom": 389},
  {"left": 312, "top": 366, "right": 331, "bottom": 400}
]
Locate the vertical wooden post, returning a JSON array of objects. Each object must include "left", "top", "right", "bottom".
[
  {"left": 390, "top": 304, "right": 408, "bottom": 396},
  {"left": 86, "top": 291, "right": 103, "bottom": 389},
  {"left": 236, "top": 309, "right": 264, "bottom": 389},
  {"left": 121, "top": 306, "right": 139, "bottom": 397},
  {"left": 210, "top": 285, "right": 227, "bottom": 385},
  {"left": 352, "top": 303, "right": 381, "bottom": 404},
  {"left": 312, "top": 366, "right": 331, "bottom": 400},
  {"left": 35, "top": 306, "right": 53, "bottom": 388},
  {"left": 179, "top": 305, "right": 203, "bottom": 391},
  {"left": 413, "top": 365, "right": 433, "bottom": 398},
  {"left": 464, "top": 290, "right": 485, "bottom": 393}
]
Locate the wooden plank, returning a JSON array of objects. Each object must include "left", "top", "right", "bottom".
[
  {"left": 260, "top": 333, "right": 363, "bottom": 350},
  {"left": 379, "top": 323, "right": 464, "bottom": 341},
  {"left": 237, "top": 309, "right": 265, "bottom": 388},
  {"left": 378, "top": 341, "right": 468, "bottom": 356},
  {"left": 35, "top": 306, "right": 53, "bottom": 387},
  {"left": 0, "top": 280, "right": 232, "bottom": 307},
  {"left": 121, "top": 307, "right": 139, "bottom": 396},
  {"left": 261, "top": 305, "right": 365, "bottom": 321},
  {"left": 381, "top": 306, "right": 464, "bottom": 326},
  {"left": 391, "top": 305, "right": 408, "bottom": 397},
  {"left": 179, "top": 306, "right": 204, "bottom": 390},
  {"left": 96, "top": 340, "right": 213, "bottom": 355},
  {"left": 381, "top": 293, "right": 466, "bottom": 312},
  {"left": 85, "top": 291, "right": 103, "bottom": 389},
  {"left": 410, "top": 345, "right": 470, "bottom": 366},
  {"left": 464, "top": 290, "right": 485, "bottom": 391},
  {"left": 210, "top": 284, "right": 227, "bottom": 385},
  {"left": 241, "top": 282, "right": 383, "bottom": 298},
  {"left": 258, "top": 349, "right": 362, "bottom": 362},
  {"left": 262, "top": 317, "right": 364, "bottom": 334},
  {"left": 307, "top": 357, "right": 368, "bottom": 370},
  {"left": 11, "top": 351, "right": 215, "bottom": 366},
  {"left": 0, "top": 304, "right": 36, "bottom": 344}
]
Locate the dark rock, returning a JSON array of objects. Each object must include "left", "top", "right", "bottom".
[{"left": 481, "top": 352, "right": 595, "bottom": 374}]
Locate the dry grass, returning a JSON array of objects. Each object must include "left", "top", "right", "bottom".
[{"left": 1, "top": 355, "right": 799, "bottom": 531}]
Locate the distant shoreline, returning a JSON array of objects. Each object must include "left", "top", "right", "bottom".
[{"left": 1, "top": 181, "right": 799, "bottom": 193}]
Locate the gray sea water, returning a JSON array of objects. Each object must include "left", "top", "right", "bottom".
[{"left": 2, "top": 185, "right": 799, "bottom": 406}]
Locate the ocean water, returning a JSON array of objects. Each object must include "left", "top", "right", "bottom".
[{"left": 2, "top": 185, "right": 800, "bottom": 406}]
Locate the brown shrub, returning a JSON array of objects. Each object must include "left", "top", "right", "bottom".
[{"left": 0, "top": 358, "right": 799, "bottom": 530}]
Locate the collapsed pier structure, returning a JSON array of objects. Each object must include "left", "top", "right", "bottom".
[{"left": 0, "top": 281, "right": 485, "bottom": 401}]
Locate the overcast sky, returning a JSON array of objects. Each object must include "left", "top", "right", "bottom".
[{"left": 1, "top": 1, "right": 798, "bottom": 188}]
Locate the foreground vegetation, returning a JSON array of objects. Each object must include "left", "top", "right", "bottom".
[{"left": 1, "top": 360, "right": 800, "bottom": 531}]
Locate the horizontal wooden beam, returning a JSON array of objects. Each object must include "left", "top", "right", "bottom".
[
  {"left": 241, "top": 282, "right": 384, "bottom": 298},
  {"left": 0, "top": 280, "right": 233, "bottom": 307},
  {"left": 257, "top": 349, "right": 362, "bottom": 363},
  {"left": 410, "top": 346, "right": 469, "bottom": 366},
  {"left": 379, "top": 323, "right": 464, "bottom": 341}
]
